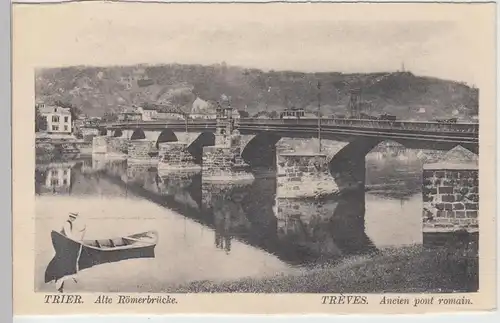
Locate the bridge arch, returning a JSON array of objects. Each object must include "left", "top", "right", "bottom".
[
  {"left": 326, "top": 137, "right": 478, "bottom": 193},
  {"left": 187, "top": 132, "right": 216, "bottom": 164},
  {"left": 131, "top": 128, "right": 146, "bottom": 140},
  {"left": 327, "top": 137, "right": 382, "bottom": 192},
  {"left": 113, "top": 129, "right": 123, "bottom": 137},
  {"left": 155, "top": 129, "right": 178, "bottom": 149},
  {"left": 241, "top": 133, "right": 283, "bottom": 168}
]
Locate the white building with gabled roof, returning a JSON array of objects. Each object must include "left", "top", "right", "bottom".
[{"left": 38, "top": 104, "right": 72, "bottom": 134}]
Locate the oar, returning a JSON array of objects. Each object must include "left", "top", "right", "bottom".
[{"left": 73, "top": 227, "right": 86, "bottom": 283}]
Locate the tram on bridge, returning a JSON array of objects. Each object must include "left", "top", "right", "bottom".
[{"left": 279, "top": 107, "right": 316, "bottom": 120}]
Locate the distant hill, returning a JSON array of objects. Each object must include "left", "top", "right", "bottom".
[{"left": 35, "top": 63, "right": 479, "bottom": 120}]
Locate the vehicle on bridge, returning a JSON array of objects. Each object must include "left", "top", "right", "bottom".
[
  {"left": 280, "top": 107, "right": 316, "bottom": 120},
  {"left": 435, "top": 117, "right": 458, "bottom": 124},
  {"left": 379, "top": 113, "right": 397, "bottom": 121},
  {"left": 357, "top": 113, "right": 379, "bottom": 120}
]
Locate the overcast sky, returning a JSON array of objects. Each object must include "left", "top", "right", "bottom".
[{"left": 15, "top": 2, "right": 495, "bottom": 85}]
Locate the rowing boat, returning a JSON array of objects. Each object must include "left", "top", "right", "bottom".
[{"left": 44, "top": 230, "right": 158, "bottom": 283}]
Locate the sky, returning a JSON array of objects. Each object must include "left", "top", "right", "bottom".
[{"left": 14, "top": 2, "right": 496, "bottom": 86}]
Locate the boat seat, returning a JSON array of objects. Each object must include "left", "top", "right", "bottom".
[
  {"left": 111, "top": 238, "right": 125, "bottom": 247},
  {"left": 98, "top": 239, "right": 113, "bottom": 248}
]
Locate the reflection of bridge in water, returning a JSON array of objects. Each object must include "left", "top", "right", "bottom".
[{"left": 36, "top": 157, "right": 377, "bottom": 265}]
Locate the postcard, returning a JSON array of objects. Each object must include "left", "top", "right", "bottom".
[{"left": 12, "top": 1, "right": 497, "bottom": 315}]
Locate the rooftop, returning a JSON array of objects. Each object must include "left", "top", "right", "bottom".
[{"left": 38, "top": 105, "right": 71, "bottom": 115}]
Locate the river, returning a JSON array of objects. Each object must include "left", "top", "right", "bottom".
[{"left": 35, "top": 147, "right": 427, "bottom": 293}]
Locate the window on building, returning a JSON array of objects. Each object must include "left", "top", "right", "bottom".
[
  {"left": 51, "top": 179, "right": 59, "bottom": 186},
  {"left": 63, "top": 179, "right": 67, "bottom": 185},
  {"left": 64, "top": 116, "right": 69, "bottom": 122},
  {"left": 51, "top": 170, "right": 58, "bottom": 176},
  {"left": 64, "top": 125, "right": 68, "bottom": 131},
  {"left": 63, "top": 170, "right": 68, "bottom": 176},
  {"left": 52, "top": 116, "right": 59, "bottom": 123},
  {"left": 52, "top": 125, "right": 59, "bottom": 131}
]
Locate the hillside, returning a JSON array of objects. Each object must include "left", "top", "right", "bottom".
[{"left": 35, "top": 63, "right": 479, "bottom": 120}]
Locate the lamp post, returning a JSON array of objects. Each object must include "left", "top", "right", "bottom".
[{"left": 317, "top": 80, "right": 322, "bottom": 154}]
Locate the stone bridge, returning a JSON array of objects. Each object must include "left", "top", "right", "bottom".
[{"left": 94, "top": 118, "right": 479, "bottom": 195}]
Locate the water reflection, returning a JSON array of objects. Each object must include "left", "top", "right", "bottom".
[
  {"left": 275, "top": 191, "right": 375, "bottom": 263},
  {"left": 202, "top": 180, "right": 278, "bottom": 257},
  {"left": 36, "top": 151, "right": 422, "bottom": 269},
  {"left": 35, "top": 161, "right": 77, "bottom": 195}
]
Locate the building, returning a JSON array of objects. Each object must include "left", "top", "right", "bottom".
[
  {"left": 254, "top": 111, "right": 274, "bottom": 119},
  {"left": 38, "top": 104, "right": 72, "bottom": 134},
  {"left": 73, "top": 114, "right": 87, "bottom": 130},
  {"left": 117, "top": 107, "right": 142, "bottom": 122},
  {"left": 84, "top": 117, "right": 101, "bottom": 127},
  {"left": 234, "top": 109, "right": 249, "bottom": 118},
  {"left": 231, "top": 110, "right": 242, "bottom": 120},
  {"left": 136, "top": 106, "right": 158, "bottom": 121},
  {"left": 189, "top": 112, "right": 217, "bottom": 120},
  {"left": 154, "top": 112, "right": 186, "bottom": 120},
  {"left": 189, "top": 97, "right": 217, "bottom": 119},
  {"left": 117, "top": 112, "right": 142, "bottom": 122},
  {"left": 280, "top": 107, "right": 305, "bottom": 119},
  {"left": 80, "top": 127, "right": 100, "bottom": 137}
]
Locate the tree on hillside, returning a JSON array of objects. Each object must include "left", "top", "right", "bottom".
[
  {"left": 169, "top": 88, "right": 195, "bottom": 109},
  {"left": 35, "top": 106, "right": 47, "bottom": 132},
  {"left": 269, "top": 110, "right": 279, "bottom": 118}
]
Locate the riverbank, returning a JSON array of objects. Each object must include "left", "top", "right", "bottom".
[
  {"left": 166, "top": 244, "right": 478, "bottom": 293},
  {"left": 35, "top": 140, "right": 93, "bottom": 161}
]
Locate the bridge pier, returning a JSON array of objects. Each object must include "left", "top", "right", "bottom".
[
  {"left": 158, "top": 142, "right": 201, "bottom": 173},
  {"left": 127, "top": 139, "right": 158, "bottom": 164},
  {"left": 422, "top": 162, "right": 479, "bottom": 246},
  {"left": 202, "top": 129, "right": 253, "bottom": 183},
  {"left": 277, "top": 153, "right": 338, "bottom": 198},
  {"left": 275, "top": 138, "right": 375, "bottom": 198},
  {"left": 157, "top": 131, "right": 215, "bottom": 174},
  {"left": 92, "top": 136, "right": 128, "bottom": 158},
  {"left": 202, "top": 146, "right": 253, "bottom": 183}
]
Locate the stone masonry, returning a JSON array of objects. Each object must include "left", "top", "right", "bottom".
[
  {"left": 276, "top": 153, "right": 338, "bottom": 198},
  {"left": 127, "top": 139, "right": 157, "bottom": 162},
  {"left": 157, "top": 142, "right": 200, "bottom": 172},
  {"left": 92, "top": 136, "right": 128, "bottom": 156},
  {"left": 202, "top": 146, "right": 252, "bottom": 181},
  {"left": 422, "top": 163, "right": 479, "bottom": 234}
]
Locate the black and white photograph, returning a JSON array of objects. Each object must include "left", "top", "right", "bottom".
[{"left": 12, "top": 0, "right": 496, "bottom": 314}]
